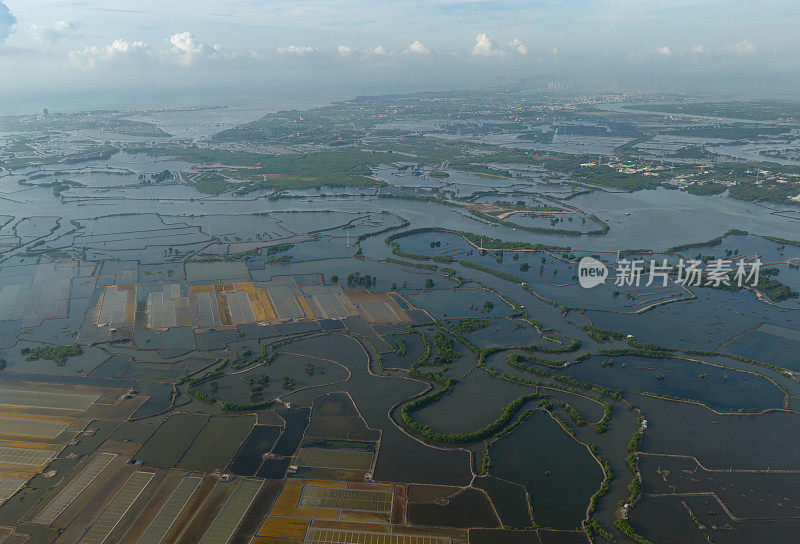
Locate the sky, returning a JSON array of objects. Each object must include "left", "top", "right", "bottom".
[{"left": 1, "top": 1, "right": 800, "bottom": 112}]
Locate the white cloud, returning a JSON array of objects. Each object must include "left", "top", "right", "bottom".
[
  {"left": 550, "top": 47, "right": 559, "bottom": 56},
  {"left": 337, "top": 45, "right": 355, "bottom": 57},
  {"left": 733, "top": 40, "right": 756, "bottom": 55},
  {"left": 69, "top": 39, "right": 150, "bottom": 68},
  {"left": 276, "top": 45, "right": 316, "bottom": 55},
  {"left": 360, "top": 45, "right": 390, "bottom": 58},
  {"left": 0, "top": 1, "right": 16, "bottom": 43},
  {"left": 169, "top": 32, "right": 218, "bottom": 65},
  {"left": 406, "top": 40, "right": 430, "bottom": 55},
  {"left": 691, "top": 44, "right": 706, "bottom": 54},
  {"left": 70, "top": 32, "right": 261, "bottom": 70},
  {"left": 169, "top": 33, "right": 259, "bottom": 65},
  {"left": 657, "top": 46, "right": 672, "bottom": 56},
  {"left": 509, "top": 38, "right": 528, "bottom": 55},
  {"left": 472, "top": 33, "right": 504, "bottom": 57},
  {"left": 29, "top": 21, "right": 78, "bottom": 43}
]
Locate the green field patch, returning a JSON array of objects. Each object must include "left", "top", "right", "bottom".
[
  {"left": 178, "top": 415, "right": 254, "bottom": 472},
  {"left": 135, "top": 413, "right": 207, "bottom": 467},
  {"left": 304, "top": 393, "right": 379, "bottom": 442},
  {"left": 294, "top": 447, "right": 374, "bottom": 470},
  {"left": 414, "top": 370, "right": 536, "bottom": 436},
  {"left": 488, "top": 411, "right": 603, "bottom": 530}
]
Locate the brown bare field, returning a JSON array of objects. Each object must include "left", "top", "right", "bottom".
[
  {"left": 229, "top": 479, "right": 283, "bottom": 544},
  {"left": 467, "top": 202, "right": 504, "bottom": 214},
  {"left": 249, "top": 292, "right": 268, "bottom": 321},
  {"left": 339, "top": 294, "right": 358, "bottom": 315},
  {"left": 0, "top": 405, "right": 75, "bottom": 419},
  {"left": 217, "top": 290, "right": 234, "bottom": 326},
  {"left": 0, "top": 440, "right": 60, "bottom": 452},
  {"left": 118, "top": 470, "right": 184, "bottom": 544},
  {"left": 310, "top": 519, "right": 392, "bottom": 532},
  {"left": 256, "top": 516, "right": 309, "bottom": 540},
  {"left": 120, "top": 284, "right": 137, "bottom": 322},
  {"left": 344, "top": 290, "right": 388, "bottom": 304},
  {"left": 92, "top": 277, "right": 414, "bottom": 331},
  {"left": 392, "top": 485, "right": 407, "bottom": 524},
  {"left": 0, "top": 469, "right": 32, "bottom": 480},
  {"left": 235, "top": 282, "right": 256, "bottom": 293},
  {"left": 0, "top": 412, "right": 74, "bottom": 424},
  {"left": 0, "top": 380, "right": 107, "bottom": 400},
  {"left": 174, "top": 478, "right": 237, "bottom": 544},
  {"left": 258, "top": 291, "right": 278, "bottom": 321},
  {"left": 392, "top": 500, "right": 406, "bottom": 525},
  {"left": 296, "top": 296, "right": 316, "bottom": 320},
  {"left": 346, "top": 481, "right": 393, "bottom": 493},
  {"left": 188, "top": 284, "right": 214, "bottom": 294},
  {"left": 269, "top": 479, "right": 344, "bottom": 518},
  {"left": 254, "top": 478, "right": 471, "bottom": 544},
  {"left": 338, "top": 509, "right": 390, "bottom": 523},
  {"left": 159, "top": 475, "right": 216, "bottom": 544}
]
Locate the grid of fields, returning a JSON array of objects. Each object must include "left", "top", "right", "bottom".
[
  {"left": 34, "top": 453, "right": 117, "bottom": 525},
  {"left": 0, "top": 262, "right": 76, "bottom": 326},
  {"left": 303, "top": 528, "right": 450, "bottom": 544},
  {"left": 96, "top": 285, "right": 136, "bottom": 329},
  {"left": 0, "top": 384, "right": 100, "bottom": 511},
  {"left": 77, "top": 471, "right": 154, "bottom": 544},
  {"left": 136, "top": 475, "right": 202, "bottom": 544},
  {"left": 0, "top": 446, "right": 56, "bottom": 467},
  {"left": 0, "top": 388, "right": 97, "bottom": 411},
  {"left": 255, "top": 479, "right": 440, "bottom": 543},
  {"left": 195, "top": 288, "right": 222, "bottom": 328},
  {"left": 298, "top": 487, "right": 391, "bottom": 513},
  {"left": 94, "top": 277, "right": 412, "bottom": 331},
  {"left": 226, "top": 290, "right": 257, "bottom": 324},
  {"left": 267, "top": 285, "right": 305, "bottom": 320},
  {"left": 353, "top": 301, "right": 403, "bottom": 324},
  {"left": 199, "top": 478, "right": 262, "bottom": 544},
  {"left": 0, "top": 417, "right": 69, "bottom": 438},
  {"left": 147, "top": 284, "right": 189, "bottom": 328}
]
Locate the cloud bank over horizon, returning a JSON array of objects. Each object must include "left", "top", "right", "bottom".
[{"left": 1, "top": 0, "right": 799, "bottom": 107}]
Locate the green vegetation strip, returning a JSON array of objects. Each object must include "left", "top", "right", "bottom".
[
  {"left": 401, "top": 377, "right": 547, "bottom": 443},
  {"left": 20, "top": 344, "right": 82, "bottom": 366}
]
